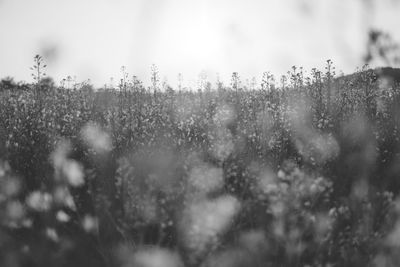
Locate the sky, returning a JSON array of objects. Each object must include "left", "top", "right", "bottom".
[{"left": 0, "top": 0, "right": 399, "bottom": 88}]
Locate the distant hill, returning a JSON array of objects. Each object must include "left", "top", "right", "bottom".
[
  {"left": 335, "top": 67, "right": 400, "bottom": 89},
  {"left": 374, "top": 67, "right": 400, "bottom": 85}
]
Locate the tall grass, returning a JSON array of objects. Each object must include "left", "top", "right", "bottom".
[{"left": 1, "top": 61, "right": 400, "bottom": 266}]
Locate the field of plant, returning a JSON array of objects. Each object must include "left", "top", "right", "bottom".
[{"left": 1, "top": 61, "right": 400, "bottom": 266}]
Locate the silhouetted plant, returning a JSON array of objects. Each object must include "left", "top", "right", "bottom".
[{"left": 30, "top": 54, "right": 47, "bottom": 85}]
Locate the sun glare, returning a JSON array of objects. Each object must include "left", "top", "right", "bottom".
[{"left": 156, "top": 1, "right": 222, "bottom": 73}]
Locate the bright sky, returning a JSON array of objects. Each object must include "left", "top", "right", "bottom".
[{"left": 0, "top": 0, "right": 399, "bottom": 88}]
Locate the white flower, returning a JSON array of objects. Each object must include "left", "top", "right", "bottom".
[
  {"left": 26, "top": 191, "right": 52, "bottom": 211},
  {"left": 62, "top": 160, "right": 84, "bottom": 187}
]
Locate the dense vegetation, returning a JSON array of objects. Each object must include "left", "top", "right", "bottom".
[{"left": 1, "top": 60, "right": 400, "bottom": 267}]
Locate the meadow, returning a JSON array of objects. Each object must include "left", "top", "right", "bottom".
[{"left": 1, "top": 60, "right": 400, "bottom": 266}]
